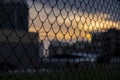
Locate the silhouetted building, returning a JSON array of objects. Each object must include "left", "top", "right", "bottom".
[
  {"left": 38, "top": 41, "right": 44, "bottom": 58},
  {"left": 101, "top": 28, "right": 120, "bottom": 56},
  {"left": 0, "top": 30, "right": 40, "bottom": 69},
  {"left": 91, "top": 32, "right": 103, "bottom": 53},
  {"left": 72, "top": 41, "right": 92, "bottom": 53},
  {"left": 91, "top": 28, "right": 120, "bottom": 63},
  {"left": 49, "top": 41, "right": 71, "bottom": 57},
  {"left": 0, "top": 0, "right": 28, "bottom": 30},
  {"left": 0, "top": 0, "right": 43, "bottom": 70}
]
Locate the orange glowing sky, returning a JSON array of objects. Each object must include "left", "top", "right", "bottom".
[
  {"left": 28, "top": 9, "right": 119, "bottom": 40},
  {"left": 27, "top": 0, "right": 120, "bottom": 49}
]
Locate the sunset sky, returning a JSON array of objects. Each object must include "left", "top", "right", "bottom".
[{"left": 27, "top": 0, "right": 120, "bottom": 49}]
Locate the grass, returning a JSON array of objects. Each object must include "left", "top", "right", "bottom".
[{"left": 0, "top": 64, "right": 120, "bottom": 80}]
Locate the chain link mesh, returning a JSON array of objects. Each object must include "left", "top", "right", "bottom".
[{"left": 0, "top": 0, "right": 120, "bottom": 80}]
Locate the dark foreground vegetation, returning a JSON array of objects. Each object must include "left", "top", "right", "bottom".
[{"left": 0, "top": 64, "right": 120, "bottom": 80}]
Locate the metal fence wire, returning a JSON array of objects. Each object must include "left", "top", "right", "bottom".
[{"left": 0, "top": 0, "right": 120, "bottom": 80}]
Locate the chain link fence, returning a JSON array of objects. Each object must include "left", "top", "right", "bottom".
[{"left": 0, "top": 0, "right": 120, "bottom": 80}]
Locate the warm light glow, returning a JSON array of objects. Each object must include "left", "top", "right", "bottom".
[{"left": 29, "top": 5, "right": 120, "bottom": 43}]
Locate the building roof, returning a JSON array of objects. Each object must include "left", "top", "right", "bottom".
[
  {"left": 1, "top": 0, "right": 27, "bottom": 4},
  {"left": 0, "top": 29, "right": 39, "bottom": 43}
]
